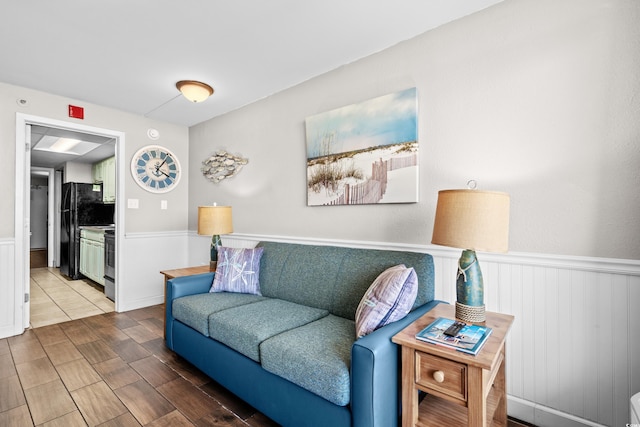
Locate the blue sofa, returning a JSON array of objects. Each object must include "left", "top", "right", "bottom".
[{"left": 165, "top": 241, "right": 438, "bottom": 427}]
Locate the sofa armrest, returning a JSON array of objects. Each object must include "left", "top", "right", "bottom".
[
  {"left": 351, "top": 300, "right": 443, "bottom": 427},
  {"left": 167, "top": 273, "right": 214, "bottom": 299},
  {"left": 165, "top": 272, "right": 214, "bottom": 347}
]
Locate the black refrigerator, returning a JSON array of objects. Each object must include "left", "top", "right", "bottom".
[{"left": 60, "top": 182, "right": 115, "bottom": 279}]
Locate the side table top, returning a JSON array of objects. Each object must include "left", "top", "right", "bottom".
[
  {"left": 392, "top": 303, "right": 514, "bottom": 369},
  {"left": 160, "top": 265, "right": 211, "bottom": 279}
]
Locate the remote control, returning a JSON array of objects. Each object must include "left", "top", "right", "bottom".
[{"left": 443, "top": 321, "right": 466, "bottom": 337}]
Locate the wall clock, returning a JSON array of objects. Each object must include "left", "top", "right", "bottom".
[{"left": 131, "top": 145, "right": 181, "bottom": 193}]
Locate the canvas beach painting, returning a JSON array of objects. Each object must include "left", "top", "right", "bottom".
[{"left": 305, "top": 88, "right": 418, "bottom": 206}]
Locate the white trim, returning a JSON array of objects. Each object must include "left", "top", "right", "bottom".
[
  {"left": 118, "top": 295, "right": 166, "bottom": 313},
  {"left": 30, "top": 166, "right": 55, "bottom": 267},
  {"left": 223, "top": 233, "right": 640, "bottom": 276},
  {"left": 507, "top": 396, "right": 607, "bottom": 427},
  {"left": 0, "top": 239, "right": 16, "bottom": 339},
  {"left": 221, "top": 232, "right": 427, "bottom": 252},
  {"left": 15, "top": 116, "right": 27, "bottom": 333},
  {"left": 125, "top": 230, "right": 188, "bottom": 240},
  {"left": 114, "top": 126, "right": 126, "bottom": 312},
  {"left": 119, "top": 230, "right": 189, "bottom": 312},
  {"left": 14, "top": 114, "right": 126, "bottom": 335}
]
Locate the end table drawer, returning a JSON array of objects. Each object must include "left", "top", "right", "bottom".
[{"left": 415, "top": 351, "right": 466, "bottom": 402}]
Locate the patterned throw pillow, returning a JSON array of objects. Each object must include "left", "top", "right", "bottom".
[
  {"left": 210, "top": 247, "right": 264, "bottom": 295},
  {"left": 355, "top": 264, "right": 418, "bottom": 338}
]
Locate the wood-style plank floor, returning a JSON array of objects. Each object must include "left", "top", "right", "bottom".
[{"left": 1, "top": 304, "right": 279, "bottom": 426}]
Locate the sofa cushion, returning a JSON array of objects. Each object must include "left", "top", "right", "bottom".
[
  {"left": 208, "top": 299, "right": 329, "bottom": 362},
  {"left": 260, "top": 315, "right": 354, "bottom": 406},
  {"left": 210, "top": 246, "right": 264, "bottom": 295},
  {"left": 355, "top": 264, "right": 418, "bottom": 338},
  {"left": 172, "top": 293, "right": 266, "bottom": 336},
  {"left": 256, "top": 241, "right": 435, "bottom": 320}
]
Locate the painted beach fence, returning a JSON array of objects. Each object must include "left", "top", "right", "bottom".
[{"left": 305, "top": 88, "right": 418, "bottom": 206}]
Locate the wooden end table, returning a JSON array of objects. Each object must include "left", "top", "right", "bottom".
[
  {"left": 392, "top": 303, "right": 514, "bottom": 427},
  {"left": 160, "top": 265, "right": 211, "bottom": 339}
]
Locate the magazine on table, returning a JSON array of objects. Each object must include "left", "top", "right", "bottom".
[{"left": 415, "top": 317, "right": 492, "bottom": 355}]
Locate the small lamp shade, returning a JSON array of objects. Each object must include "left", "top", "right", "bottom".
[
  {"left": 198, "top": 206, "right": 233, "bottom": 270},
  {"left": 197, "top": 206, "right": 233, "bottom": 236},
  {"left": 432, "top": 190, "right": 509, "bottom": 253},
  {"left": 431, "top": 189, "right": 510, "bottom": 323}
]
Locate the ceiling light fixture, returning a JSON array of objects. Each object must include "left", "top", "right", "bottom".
[
  {"left": 32, "top": 136, "right": 101, "bottom": 155},
  {"left": 176, "top": 80, "right": 214, "bottom": 103},
  {"left": 50, "top": 138, "right": 81, "bottom": 153}
]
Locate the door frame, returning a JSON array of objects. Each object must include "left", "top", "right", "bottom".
[
  {"left": 15, "top": 113, "right": 125, "bottom": 333},
  {"left": 30, "top": 166, "right": 55, "bottom": 267}
]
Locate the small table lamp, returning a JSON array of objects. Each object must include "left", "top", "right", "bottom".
[
  {"left": 431, "top": 189, "right": 510, "bottom": 323},
  {"left": 197, "top": 205, "right": 233, "bottom": 271}
]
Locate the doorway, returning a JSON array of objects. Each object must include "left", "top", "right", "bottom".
[
  {"left": 14, "top": 113, "right": 125, "bottom": 335},
  {"left": 29, "top": 167, "right": 55, "bottom": 269}
]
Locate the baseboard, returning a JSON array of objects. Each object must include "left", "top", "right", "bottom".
[
  {"left": 508, "top": 396, "right": 607, "bottom": 427},
  {"left": 117, "top": 295, "right": 165, "bottom": 313}
]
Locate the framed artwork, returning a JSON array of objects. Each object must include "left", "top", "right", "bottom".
[{"left": 305, "top": 87, "right": 418, "bottom": 206}]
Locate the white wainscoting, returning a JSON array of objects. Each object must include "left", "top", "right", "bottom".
[
  {"left": 1, "top": 232, "right": 190, "bottom": 338},
  {"left": 431, "top": 249, "right": 640, "bottom": 427},
  {"left": 119, "top": 231, "right": 189, "bottom": 312},
  {"left": 217, "top": 233, "right": 640, "bottom": 427},
  {"left": 0, "top": 238, "right": 17, "bottom": 339}
]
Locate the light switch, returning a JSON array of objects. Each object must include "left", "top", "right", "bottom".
[
  {"left": 127, "top": 199, "right": 139, "bottom": 209},
  {"left": 161, "top": 200, "right": 168, "bottom": 210}
]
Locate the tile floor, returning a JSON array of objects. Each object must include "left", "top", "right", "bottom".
[{"left": 30, "top": 268, "right": 114, "bottom": 329}]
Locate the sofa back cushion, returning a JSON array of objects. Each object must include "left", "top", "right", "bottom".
[{"left": 256, "top": 241, "right": 435, "bottom": 320}]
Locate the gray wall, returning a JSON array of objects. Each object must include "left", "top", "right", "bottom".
[
  {"left": 188, "top": 0, "right": 640, "bottom": 260},
  {"left": 0, "top": 82, "right": 190, "bottom": 235}
]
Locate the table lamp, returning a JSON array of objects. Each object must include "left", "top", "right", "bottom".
[
  {"left": 197, "top": 205, "right": 233, "bottom": 271},
  {"left": 431, "top": 189, "right": 510, "bottom": 323}
]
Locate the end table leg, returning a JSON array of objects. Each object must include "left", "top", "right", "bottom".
[
  {"left": 400, "top": 346, "right": 418, "bottom": 427},
  {"left": 494, "top": 344, "right": 508, "bottom": 425},
  {"left": 468, "top": 366, "right": 487, "bottom": 426},
  {"left": 163, "top": 277, "right": 168, "bottom": 339}
]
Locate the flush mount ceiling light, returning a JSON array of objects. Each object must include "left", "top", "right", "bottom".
[
  {"left": 32, "top": 135, "right": 101, "bottom": 155},
  {"left": 176, "top": 80, "right": 214, "bottom": 103}
]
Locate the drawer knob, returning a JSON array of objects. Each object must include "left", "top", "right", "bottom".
[{"left": 433, "top": 370, "right": 445, "bottom": 383}]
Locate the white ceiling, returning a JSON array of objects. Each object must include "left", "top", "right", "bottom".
[{"left": 1, "top": 0, "right": 502, "bottom": 128}]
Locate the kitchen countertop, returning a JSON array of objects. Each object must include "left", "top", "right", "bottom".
[{"left": 80, "top": 225, "right": 115, "bottom": 233}]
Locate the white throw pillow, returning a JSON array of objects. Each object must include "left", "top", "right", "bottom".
[{"left": 355, "top": 264, "right": 418, "bottom": 338}]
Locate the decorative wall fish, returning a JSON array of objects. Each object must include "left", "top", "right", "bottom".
[{"left": 201, "top": 151, "right": 249, "bottom": 183}]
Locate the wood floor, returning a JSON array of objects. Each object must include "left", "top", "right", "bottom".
[
  {"left": 29, "top": 249, "right": 47, "bottom": 269},
  {"left": 1, "top": 305, "right": 279, "bottom": 426},
  {"left": 3, "top": 293, "right": 534, "bottom": 426}
]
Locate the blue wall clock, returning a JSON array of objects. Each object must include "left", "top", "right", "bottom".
[{"left": 131, "top": 145, "right": 181, "bottom": 193}]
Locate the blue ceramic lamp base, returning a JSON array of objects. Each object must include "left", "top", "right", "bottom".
[
  {"left": 209, "top": 234, "right": 222, "bottom": 271},
  {"left": 455, "top": 249, "right": 486, "bottom": 323}
]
